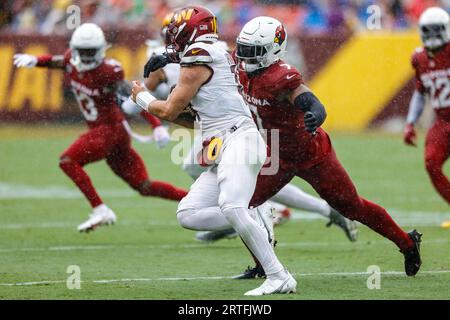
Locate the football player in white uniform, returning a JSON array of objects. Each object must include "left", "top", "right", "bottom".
[
  {"left": 141, "top": 14, "right": 358, "bottom": 246},
  {"left": 131, "top": 6, "right": 296, "bottom": 296}
]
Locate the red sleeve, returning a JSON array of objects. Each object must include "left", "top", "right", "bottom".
[
  {"left": 35, "top": 49, "right": 70, "bottom": 68},
  {"left": 411, "top": 51, "right": 426, "bottom": 94},
  {"left": 140, "top": 111, "right": 162, "bottom": 128},
  {"left": 270, "top": 64, "right": 303, "bottom": 96}
]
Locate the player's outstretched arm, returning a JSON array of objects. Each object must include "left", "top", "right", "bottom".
[
  {"left": 404, "top": 90, "right": 426, "bottom": 147},
  {"left": 13, "top": 53, "right": 64, "bottom": 69},
  {"left": 132, "top": 65, "right": 211, "bottom": 122},
  {"left": 288, "top": 84, "right": 327, "bottom": 134}
]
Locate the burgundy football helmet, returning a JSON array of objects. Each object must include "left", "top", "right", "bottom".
[{"left": 166, "top": 5, "right": 218, "bottom": 62}]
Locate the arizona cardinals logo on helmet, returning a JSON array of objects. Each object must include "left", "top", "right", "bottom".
[{"left": 274, "top": 25, "right": 286, "bottom": 45}]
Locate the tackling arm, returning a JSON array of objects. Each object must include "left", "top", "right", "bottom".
[{"left": 288, "top": 84, "right": 327, "bottom": 133}]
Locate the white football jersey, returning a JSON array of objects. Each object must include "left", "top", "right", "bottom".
[{"left": 180, "top": 41, "right": 253, "bottom": 139}]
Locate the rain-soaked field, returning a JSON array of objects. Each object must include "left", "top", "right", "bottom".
[{"left": 0, "top": 125, "right": 449, "bottom": 299}]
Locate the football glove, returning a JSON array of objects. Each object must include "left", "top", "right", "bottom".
[
  {"left": 143, "top": 53, "right": 170, "bottom": 78},
  {"left": 404, "top": 123, "right": 417, "bottom": 147},
  {"left": 304, "top": 111, "right": 320, "bottom": 133},
  {"left": 13, "top": 54, "right": 37, "bottom": 68}
]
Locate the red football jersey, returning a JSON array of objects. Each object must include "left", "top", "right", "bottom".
[
  {"left": 236, "top": 60, "right": 331, "bottom": 169},
  {"left": 412, "top": 43, "right": 450, "bottom": 122},
  {"left": 63, "top": 50, "right": 125, "bottom": 128}
]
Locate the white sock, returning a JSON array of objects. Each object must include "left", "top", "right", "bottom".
[
  {"left": 272, "top": 183, "right": 331, "bottom": 218},
  {"left": 177, "top": 208, "right": 232, "bottom": 231},
  {"left": 222, "top": 207, "right": 285, "bottom": 278}
]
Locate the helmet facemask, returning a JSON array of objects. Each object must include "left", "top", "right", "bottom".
[
  {"left": 236, "top": 41, "right": 271, "bottom": 73},
  {"left": 71, "top": 46, "right": 106, "bottom": 72},
  {"left": 420, "top": 23, "right": 449, "bottom": 50}
]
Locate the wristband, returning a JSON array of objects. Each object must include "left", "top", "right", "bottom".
[{"left": 136, "top": 91, "right": 157, "bottom": 112}]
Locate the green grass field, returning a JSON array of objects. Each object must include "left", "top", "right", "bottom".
[{"left": 0, "top": 125, "right": 449, "bottom": 300}]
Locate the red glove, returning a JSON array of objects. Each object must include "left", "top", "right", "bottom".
[{"left": 404, "top": 123, "right": 417, "bottom": 147}]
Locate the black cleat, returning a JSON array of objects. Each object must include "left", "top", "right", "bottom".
[
  {"left": 403, "top": 229, "right": 422, "bottom": 276},
  {"left": 233, "top": 265, "right": 266, "bottom": 280}
]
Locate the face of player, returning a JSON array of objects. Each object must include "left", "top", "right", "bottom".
[
  {"left": 236, "top": 42, "right": 267, "bottom": 73},
  {"left": 77, "top": 48, "right": 98, "bottom": 64},
  {"left": 71, "top": 47, "right": 104, "bottom": 72},
  {"left": 421, "top": 23, "right": 448, "bottom": 51}
]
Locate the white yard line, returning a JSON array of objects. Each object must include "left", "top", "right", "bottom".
[
  {"left": 1, "top": 209, "right": 448, "bottom": 230},
  {"left": 1, "top": 270, "right": 449, "bottom": 287},
  {"left": 0, "top": 238, "right": 448, "bottom": 254}
]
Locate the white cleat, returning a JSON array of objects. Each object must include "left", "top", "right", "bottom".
[
  {"left": 77, "top": 204, "right": 116, "bottom": 232},
  {"left": 244, "top": 271, "right": 297, "bottom": 296}
]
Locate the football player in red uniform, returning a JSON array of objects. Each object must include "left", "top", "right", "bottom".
[
  {"left": 403, "top": 7, "right": 450, "bottom": 229},
  {"left": 13, "top": 23, "right": 187, "bottom": 232},
  {"left": 234, "top": 16, "right": 422, "bottom": 276}
]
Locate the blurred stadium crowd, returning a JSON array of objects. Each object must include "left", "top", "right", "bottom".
[{"left": 1, "top": 0, "right": 449, "bottom": 36}]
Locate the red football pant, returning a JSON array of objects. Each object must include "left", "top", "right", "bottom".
[
  {"left": 425, "top": 119, "right": 450, "bottom": 204},
  {"left": 59, "top": 124, "right": 187, "bottom": 208},
  {"left": 251, "top": 148, "right": 413, "bottom": 252}
]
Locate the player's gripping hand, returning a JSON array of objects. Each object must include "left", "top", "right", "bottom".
[
  {"left": 153, "top": 125, "right": 170, "bottom": 149},
  {"left": 304, "top": 111, "right": 320, "bottom": 134},
  {"left": 404, "top": 123, "right": 417, "bottom": 147},
  {"left": 143, "top": 53, "right": 169, "bottom": 78},
  {"left": 13, "top": 54, "right": 37, "bottom": 68}
]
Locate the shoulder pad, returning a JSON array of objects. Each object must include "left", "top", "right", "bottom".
[
  {"left": 181, "top": 45, "right": 213, "bottom": 66},
  {"left": 271, "top": 62, "right": 303, "bottom": 94}
]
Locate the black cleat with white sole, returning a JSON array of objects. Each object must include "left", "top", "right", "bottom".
[{"left": 233, "top": 265, "right": 266, "bottom": 280}]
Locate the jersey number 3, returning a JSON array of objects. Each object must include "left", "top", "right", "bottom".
[{"left": 74, "top": 92, "right": 98, "bottom": 121}]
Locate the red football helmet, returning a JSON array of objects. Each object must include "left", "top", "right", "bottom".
[{"left": 166, "top": 5, "right": 218, "bottom": 62}]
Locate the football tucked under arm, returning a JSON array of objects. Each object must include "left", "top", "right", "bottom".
[{"left": 173, "top": 104, "right": 197, "bottom": 129}]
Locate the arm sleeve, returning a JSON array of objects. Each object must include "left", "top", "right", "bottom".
[
  {"left": 140, "top": 111, "right": 162, "bottom": 128},
  {"left": 406, "top": 90, "right": 426, "bottom": 125},
  {"left": 411, "top": 52, "right": 426, "bottom": 94},
  {"left": 36, "top": 53, "right": 66, "bottom": 68},
  {"left": 271, "top": 66, "right": 304, "bottom": 97}
]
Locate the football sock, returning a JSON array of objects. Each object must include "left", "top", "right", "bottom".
[
  {"left": 352, "top": 198, "right": 414, "bottom": 252},
  {"left": 272, "top": 183, "right": 331, "bottom": 217},
  {"left": 59, "top": 160, "right": 102, "bottom": 208},
  {"left": 223, "top": 207, "right": 285, "bottom": 278},
  {"left": 140, "top": 181, "right": 188, "bottom": 201}
]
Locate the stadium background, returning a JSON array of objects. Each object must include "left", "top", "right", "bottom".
[
  {"left": 1, "top": 0, "right": 449, "bottom": 131},
  {"left": 1, "top": 0, "right": 450, "bottom": 300}
]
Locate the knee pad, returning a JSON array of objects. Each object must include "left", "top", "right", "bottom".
[{"left": 176, "top": 209, "right": 195, "bottom": 229}]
